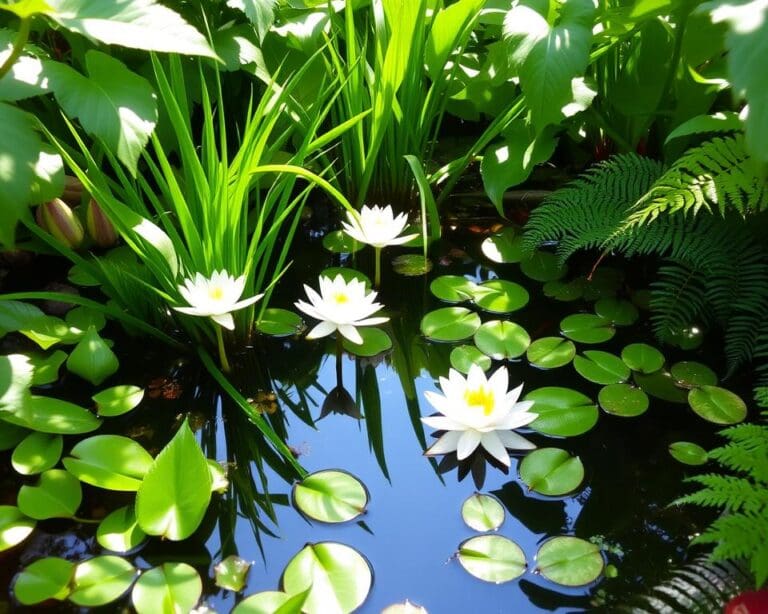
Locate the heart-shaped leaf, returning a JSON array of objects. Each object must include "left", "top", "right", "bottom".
[
  {"left": 233, "top": 590, "right": 310, "bottom": 614},
  {"left": 255, "top": 308, "right": 303, "bottom": 337},
  {"left": 634, "top": 371, "right": 688, "bottom": 403},
  {"left": 70, "top": 556, "right": 137, "bottom": 607},
  {"left": 97, "top": 505, "right": 147, "bottom": 553},
  {"left": 520, "top": 250, "right": 567, "bottom": 282},
  {"left": 481, "top": 228, "right": 525, "bottom": 263},
  {"left": 668, "top": 441, "right": 708, "bottom": 466},
  {"left": 671, "top": 361, "right": 718, "bottom": 388},
  {"left": 292, "top": 470, "right": 368, "bottom": 524},
  {"left": 526, "top": 337, "right": 576, "bottom": 369},
  {"left": 12, "top": 432, "right": 63, "bottom": 475},
  {"left": 471, "top": 279, "right": 529, "bottom": 314},
  {"left": 342, "top": 327, "right": 392, "bottom": 357},
  {"left": 63, "top": 435, "right": 154, "bottom": 491},
  {"left": 450, "top": 345, "right": 492, "bottom": 374},
  {"left": 560, "top": 314, "right": 615, "bottom": 344},
  {"left": 598, "top": 384, "right": 649, "bottom": 417},
  {"left": 430, "top": 275, "right": 477, "bottom": 303},
  {"left": 421, "top": 307, "right": 481, "bottom": 342},
  {"left": 519, "top": 448, "right": 584, "bottom": 496},
  {"left": 92, "top": 385, "right": 145, "bottom": 417},
  {"left": 323, "top": 230, "right": 362, "bottom": 254},
  {"left": 535, "top": 536, "right": 604, "bottom": 586},
  {"left": 13, "top": 557, "right": 74, "bottom": 605},
  {"left": 66, "top": 326, "right": 119, "bottom": 385},
  {"left": 594, "top": 298, "right": 639, "bottom": 326},
  {"left": 474, "top": 320, "right": 531, "bottom": 360},
  {"left": 131, "top": 562, "right": 202, "bottom": 614},
  {"left": 525, "top": 387, "right": 598, "bottom": 437},
  {"left": 573, "top": 351, "right": 630, "bottom": 385},
  {"left": 18, "top": 469, "right": 82, "bottom": 520},
  {"left": 621, "top": 343, "right": 665, "bottom": 374}
]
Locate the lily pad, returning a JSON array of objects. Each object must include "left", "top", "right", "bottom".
[
  {"left": 342, "top": 327, "right": 393, "bottom": 357},
  {"left": 457, "top": 535, "right": 526, "bottom": 583},
  {"left": 255, "top": 308, "right": 303, "bottom": 337},
  {"left": 520, "top": 250, "right": 567, "bottom": 282},
  {"left": 6, "top": 395, "right": 101, "bottom": 434},
  {"left": 669, "top": 441, "right": 709, "bottom": 466},
  {"left": 536, "top": 536, "right": 604, "bottom": 587},
  {"left": 233, "top": 590, "right": 310, "bottom": 613},
  {"left": 292, "top": 470, "right": 368, "bottom": 524},
  {"left": 542, "top": 279, "right": 584, "bottom": 302},
  {"left": 13, "top": 557, "right": 74, "bottom": 605},
  {"left": 392, "top": 254, "right": 432, "bottom": 276},
  {"left": 474, "top": 320, "right": 530, "bottom": 360},
  {"left": 621, "top": 343, "right": 665, "bottom": 374},
  {"left": 214, "top": 555, "right": 251, "bottom": 592},
  {"left": 96, "top": 505, "right": 147, "bottom": 553},
  {"left": 573, "top": 351, "right": 631, "bottom": 385},
  {"left": 525, "top": 387, "right": 598, "bottom": 437},
  {"left": 430, "top": 275, "right": 477, "bottom": 303},
  {"left": 12, "top": 432, "right": 63, "bottom": 475},
  {"left": 69, "top": 556, "right": 137, "bottom": 607},
  {"left": 450, "top": 345, "right": 492, "bottom": 374},
  {"left": 0, "top": 505, "right": 36, "bottom": 552},
  {"left": 63, "top": 435, "right": 154, "bottom": 491},
  {"left": 92, "top": 385, "right": 145, "bottom": 417},
  {"left": 17, "top": 468, "right": 82, "bottom": 520},
  {"left": 594, "top": 298, "right": 639, "bottom": 326},
  {"left": 633, "top": 371, "right": 688, "bottom": 403},
  {"left": 281, "top": 542, "right": 373, "bottom": 614},
  {"left": 471, "top": 280, "right": 529, "bottom": 314},
  {"left": 481, "top": 228, "right": 525, "bottom": 263},
  {"left": 526, "top": 337, "right": 576, "bottom": 369},
  {"left": 420, "top": 307, "right": 481, "bottom": 342},
  {"left": 131, "top": 562, "right": 202, "bottom": 614},
  {"left": 519, "top": 448, "right": 585, "bottom": 496},
  {"left": 688, "top": 386, "right": 747, "bottom": 425},
  {"left": 323, "top": 230, "right": 362, "bottom": 254},
  {"left": 670, "top": 361, "right": 718, "bottom": 388},
  {"left": 461, "top": 493, "right": 505, "bottom": 532},
  {"left": 598, "top": 384, "right": 650, "bottom": 417},
  {"left": 560, "top": 314, "right": 615, "bottom": 344}
]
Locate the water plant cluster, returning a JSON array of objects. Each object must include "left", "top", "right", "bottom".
[{"left": 0, "top": 0, "right": 766, "bottom": 611}]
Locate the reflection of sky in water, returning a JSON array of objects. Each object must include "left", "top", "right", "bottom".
[{"left": 207, "top": 354, "right": 594, "bottom": 613}]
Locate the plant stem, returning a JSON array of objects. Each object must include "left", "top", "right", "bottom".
[
  {"left": 374, "top": 246, "right": 382, "bottom": 288},
  {"left": 215, "top": 325, "right": 231, "bottom": 373},
  {"left": 0, "top": 18, "right": 30, "bottom": 81}
]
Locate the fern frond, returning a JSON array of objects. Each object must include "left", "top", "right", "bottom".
[
  {"left": 677, "top": 474, "right": 768, "bottom": 512},
  {"left": 649, "top": 261, "right": 710, "bottom": 341},
  {"left": 708, "top": 444, "right": 768, "bottom": 484}
]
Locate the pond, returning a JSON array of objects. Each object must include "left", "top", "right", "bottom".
[{"left": 0, "top": 211, "right": 736, "bottom": 612}]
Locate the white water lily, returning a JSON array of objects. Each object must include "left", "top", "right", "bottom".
[
  {"left": 173, "top": 270, "right": 263, "bottom": 330},
  {"left": 341, "top": 204, "right": 418, "bottom": 249},
  {"left": 295, "top": 274, "right": 389, "bottom": 345},
  {"left": 422, "top": 365, "right": 538, "bottom": 467}
]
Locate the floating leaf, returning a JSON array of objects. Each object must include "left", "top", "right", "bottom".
[
  {"left": 12, "top": 432, "right": 63, "bottom": 475},
  {"left": 525, "top": 387, "right": 598, "bottom": 437},
  {"left": 13, "top": 557, "right": 74, "bottom": 605},
  {"left": 292, "top": 470, "right": 368, "bottom": 524},
  {"left": 573, "top": 351, "right": 630, "bottom": 385},
  {"left": 634, "top": 370, "right": 688, "bottom": 403},
  {"left": 281, "top": 542, "right": 372, "bottom": 614},
  {"left": 621, "top": 343, "right": 665, "bottom": 374},
  {"left": 135, "top": 419, "right": 212, "bottom": 540},
  {"left": 131, "top": 562, "right": 202, "bottom": 614},
  {"left": 97, "top": 505, "right": 147, "bottom": 553},
  {"left": 233, "top": 590, "right": 309, "bottom": 614},
  {"left": 688, "top": 386, "right": 747, "bottom": 425},
  {"left": 69, "top": 556, "right": 137, "bottom": 607},
  {"left": 474, "top": 320, "right": 530, "bottom": 360},
  {"left": 543, "top": 279, "right": 584, "bottom": 302},
  {"left": 471, "top": 280, "right": 529, "bottom": 314},
  {"left": 63, "top": 435, "right": 154, "bottom": 491},
  {"left": 461, "top": 493, "right": 505, "bottom": 532},
  {"left": 214, "top": 555, "right": 251, "bottom": 592},
  {"left": 526, "top": 337, "right": 576, "bottom": 369},
  {"left": 598, "top": 384, "right": 649, "bottom": 417},
  {"left": 92, "top": 385, "right": 145, "bottom": 417},
  {"left": 17, "top": 468, "right": 82, "bottom": 519},
  {"left": 342, "top": 327, "right": 392, "bottom": 357},
  {"left": 536, "top": 536, "right": 604, "bottom": 586},
  {"left": 519, "top": 448, "right": 584, "bottom": 496},
  {"left": 481, "top": 228, "right": 525, "bottom": 263},
  {"left": 670, "top": 361, "right": 718, "bottom": 388},
  {"left": 255, "top": 308, "right": 303, "bottom": 337},
  {"left": 0, "top": 505, "right": 35, "bottom": 551},
  {"left": 520, "top": 250, "right": 567, "bottom": 282},
  {"left": 66, "top": 326, "right": 119, "bottom": 385},
  {"left": 28, "top": 350, "right": 68, "bottom": 386},
  {"left": 457, "top": 535, "right": 526, "bottom": 583},
  {"left": 392, "top": 254, "right": 432, "bottom": 276},
  {"left": 594, "top": 298, "right": 639, "bottom": 326},
  {"left": 560, "top": 314, "right": 615, "bottom": 344},
  {"left": 430, "top": 275, "right": 477, "bottom": 303},
  {"left": 6, "top": 395, "right": 101, "bottom": 434},
  {"left": 450, "top": 345, "right": 492, "bottom": 374},
  {"left": 668, "top": 441, "right": 709, "bottom": 466},
  {"left": 420, "top": 307, "right": 481, "bottom": 342},
  {"left": 323, "top": 230, "right": 362, "bottom": 254}
]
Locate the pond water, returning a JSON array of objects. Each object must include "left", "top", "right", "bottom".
[{"left": 1, "top": 214, "right": 725, "bottom": 612}]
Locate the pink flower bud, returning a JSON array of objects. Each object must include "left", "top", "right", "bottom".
[
  {"left": 37, "top": 198, "right": 85, "bottom": 249},
  {"left": 85, "top": 198, "right": 118, "bottom": 248},
  {"left": 61, "top": 175, "right": 85, "bottom": 206}
]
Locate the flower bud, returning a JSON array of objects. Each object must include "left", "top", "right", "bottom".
[
  {"left": 61, "top": 175, "right": 85, "bottom": 205},
  {"left": 85, "top": 198, "right": 118, "bottom": 248},
  {"left": 37, "top": 198, "right": 85, "bottom": 249}
]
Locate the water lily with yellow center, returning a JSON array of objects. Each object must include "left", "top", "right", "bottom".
[
  {"left": 295, "top": 274, "right": 389, "bottom": 345},
  {"left": 422, "top": 365, "right": 538, "bottom": 467}
]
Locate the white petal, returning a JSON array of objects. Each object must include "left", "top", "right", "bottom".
[
  {"left": 306, "top": 320, "right": 337, "bottom": 339},
  {"left": 354, "top": 316, "right": 389, "bottom": 326},
  {"left": 497, "top": 430, "right": 536, "bottom": 450},
  {"left": 338, "top": 324, "right": 363, "bottom": 345},
  {"left": 295, "top": 299, "right": 324, "bottom": 321},
  {"left": 173, "top": 306, "right": 207, "bottom": 316},
  {"left": 384, "top": 233, "right": 419, "bottom": 245},
  {"left": 425, "top": 431, "right": 462, "bottom": 456},
  {"left": 488, "top": 366, "right": 510, "bottom": 396},
  {"left": 457, "top": 430, "right": 482, "bottom": 460},
  {"left": 504, "top": 382, "right": 525, "bottom": 406},
  {"left": 211, "top": 313, "right": 235, "bottom": 330},
  {"left": 230, "top": 293, "right": 264, "bottom": 311},
  {"left": 496, "top": 409, "right": 538, "bottom": 430},
  {"left": 421, "top": 415, "right": 466, "bottom": 431},
  {"left": 480, "top": 431, "right": 511, "bottom": 466}
]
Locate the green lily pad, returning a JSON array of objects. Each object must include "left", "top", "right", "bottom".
[
  {"left": 233, "top": 590, "right": 309, "bottom": 614},
  {"left": 421, "top": 307, "right": 481, "bottom": 342},
  {"left": 461, "top": 493, "right": 505, "bottom": 532},
  {"left": 573, "top": 351, "right": 630, "bottom": 385},
  {"left": 520, "top": 250, "right": 567, "bottom": 282},
  {"left": 214, "top": 555, "right": 251, "bottom": 592},
  {"left": 342, "top": 327, "right": 392, "bottom": 357},
  {"left": 594, "top": 298, "right": 639, "bottom": 326},
  {"left": 281, "top": 542, "right": 372, "bottom": 614},
  {"left": 6, "top": 395, "right": 101, "bottom": 434},
  {"left": 688, "top": 386, "right": 747, "bottom": 425},
  {"left": 481, "top": 228, "right": 525, "bottom": 263},
  {"left": 255, "top": 308, "right": 303, "bottom": 337},
  {"left": 131, "top": 562, "right": 202, "bottom": 614},
  {"left": 670, "top": 361, "right": 718, "bottom": 388},
  {"left": 634, "top": 371, "right": 688, "bottom": 403},
  {"left": 525, "top": 387, "right": 598, "bottom": 437},
  {"left": 63, "top": 435, "right": 154, "bottom": 491},
  {"left": 392, "top": 254, "right": 432, "bottom": 276},
  {"left": 474, "top": 320, "right": 530, "bottom": 360},
  {"left": 527, "top": 337, "right": 576, "bottom": 369},
  {"left": 430, "top": 275, "right": 477, "bottom": 303},
  {"left": 96, "top": 505, "right": 147, "bottom": 553},
  {"left": 668, "top": 441, "right": 709, "bottom": 466},
  {"left": 536, "top": 536, "right": 604, "bottom": 587},
  {"left": 13, "top": 557, "right": 74, "bottom": 605},
  {"left": 560, "top": 314, "right": 615, "bottom": 344},
  {"left": 621, "top": 343, "right": 665, "bottom": 374},
  {"left": 0, "top": 505, "right": 36, "bottom": 552},
  {"left": 323, "top": 230, "right": 362, "bottom": 254},
  {"left": 542, "top": 279, "right": 585, "bottom": 302},
  {"left": 28, "top": 350, "right": 68, "bottom": 386},
  {"left": 450, "top": 345, "right": 492, "bottom": 374},
  {"left": 598, "top": 384, "right": 650, "bottom": 417},
  {"left": 519, "top": 448, "right": 585, "bottom": 496},
  {"left": 92, "top": 385, "right": 145, "bottom": 417},
  {"left": 17, "top": 468, "right": 82, "bottom": 520},
  {"left": 292, "top": 470, "right": 368, "bottom": 524},
  {"left": 457, "top": 535, "right": 526, "bottom": 583},
  {"left": 69, "top": 556, "right": 137, "bottom": 607},
  {"left": 12, "top": 432, "right": 63, "bottom": 475},
  {"left": 471, "top": 280, "right": 529, "bottom": 314}
]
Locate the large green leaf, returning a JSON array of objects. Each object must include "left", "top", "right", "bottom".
[
  {"left": 234, "top": 590, "right": 309, "bottom": 614},
  {"left": 420, "top": 307, "right": 481, "bottom": 342},
  {"left": 97, "top": 505, "right": 147, "bottom": 553},
  {"left": 525, "top": 387, "right": 598, "bottom": 437},
  {"left": 519, "top": 447, "right": 584, "bottom": 496},
  {"left": 0, "top": 353, "right": 34, "bottom": 411},
  {"left": 526, "top": 337, "right": 576, "bottom": 369},
  {"left": 63, "top": 435, "right": 154, "bottom": 491},
  {"left": 135, "top": 419, "right": 212, "bottom": 540},
  {"left": 66, "top": 326, "right": 119, "bottom": 385},
  {"left": 0, "top": 505, "right": 36, "bottom": 551},
  {"left": 688, "top": 386, "right": 747, "bottom": 425},
  {"left": 48, "top": 51, "right": 157, "bottom": 174},
  {"left": 292, "top": 470, "right": 369, "bottom": 524},
  {"left": 12, "top": 432, "right": 63, "bottom": 475},
  {"left": 92, "top": 385, "right": 145, "bottom": 417},
  {"left": 457, "top": 535, "right": 526, "bottom": 583},
  {"left": 471, "top": 279, "right": 530, "bottom": 314},
  {"left": 573, "top": 351, "right": 631, "bottom": 385},
  {"left": 598, "top": 383, "right": 649, "bottom": 417},
  {"left": 70, "top": 556, "right": 137, "bottom": 606},
  {"left": 17, "top": 468, "right": 82, "bottom": 519},
  {"left": 6, "top": 395, "right": 101, "bottom": 434},
  {"left": 13, "top": 557, "right": 74, "bottom": 605},
  {"left": 226, "top": 0, "right": 276, "bottom": 42},
  {"left": 131, "top": 562, "right": 202, "bottom": 614},
  {"left": 46, "top": 0, "right": 216, "bottom": 58},
  {"left": 474, "top": 320, "right": 531, "bottom": 360},
  {"left": 535, "top": 536, "right": 604, "bottom": 586}
]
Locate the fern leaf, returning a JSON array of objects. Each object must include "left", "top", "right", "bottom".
[{"left": 676, "top": 474, "right": 767, "bottom": 512}]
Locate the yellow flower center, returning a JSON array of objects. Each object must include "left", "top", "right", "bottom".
[
  {"left": 333, "top": 292, "right": 349, "bottom": 305},
  {"left": 464, "top": 386, "right": 495, "bottom": 416},
  {"left": 209, "top": 287, "right": 224, "bottom": 301}
]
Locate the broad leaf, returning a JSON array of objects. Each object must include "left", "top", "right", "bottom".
[
  {"left": 96, "top": 505, "right": 147, "bottom": 553},
  {"left": 457, "top": 535, "right": 526, "bottom": 583},
  {"left": 214, "top": 555, "right": 252, "bottom": 592},
  {"left": 13, "top": 557, "right": 74, "bottom": 605},
  {"left": 12, "top": 432, "right": 63, "bottom": 475},
  {"left": 92, "top": 385, "right": 145, "bottom": 417},
  {"left": 525, "top": 387, "right": 598, "bottom": 437},
  {"left": 0, "top": 353, "right": 34, "bottom": 411},
  {"left": 420, "top": 307, "right": 481, "bottom": 342},
  {"left": 292, "top": 470, "right": 369, "bottom": 523},
  {"left": 131, "top": 562, "right": 202, "bottom": 614},
  {"left": 688, "top": 386, "right": 747, "bottom": 425},
  {"left": 17, "top": 468, "right": 82, "bottom": 519},
  {"left": 461, "top": 493, "right": 505, "bottom": 531},
  {"left": 227, "top": 0, "right": 277, "bottom": 42},
  {"left": 519, "top": 447, "right": 584, "bottom": 496},
  {"left": 598, "top": 383, "right": 649, "bottom": 417},
  {"left": 535, "top": 536, "right": 604, "bottom": 586},
  {"left": 63, "top": 435, "right": 154, "bottom": 491},
  {"left": 70, "top": 556, "right": 137, "bottom": 606},
  {"left": 65, "top": 326, "right": 119, "bottom": 385},
  {"left": 0, "top": 505, "right": 36, "bottom": 551},
  {"left": 6, "top": 395, "right": 101, "bottom": 434},
  {"left": 668, "top": 441, "right": 709, "bottom": 466}
]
